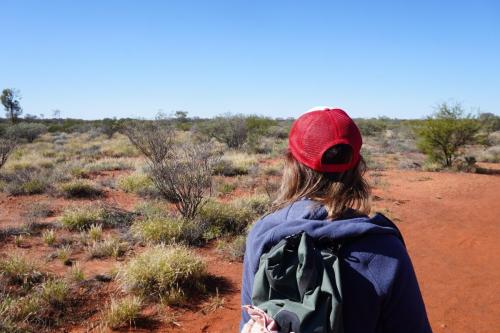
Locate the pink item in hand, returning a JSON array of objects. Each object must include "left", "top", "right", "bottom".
[{"left": 241, "top": 305, "right": 290, "bottom": 333}]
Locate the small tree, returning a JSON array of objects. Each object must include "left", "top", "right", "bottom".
[
  {"left": 101, "top": 118, "right": 120, "bottom": 139},
  {"left": 196, "top": 114, "right": 248, "bottom": 148},
  {"left": 122, "top": 120, "right": 220, "bottom": 218},
  {"left": 1, "top": 89, "right": 23, "bottom": 123},
  {"left": 415, "top": 102, "right": 481, "bottom": 167},
  {"left": 0, "top": 138, "right": 17, "bottom": 169}
]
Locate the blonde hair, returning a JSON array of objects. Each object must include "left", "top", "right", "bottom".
[{"left": 271, "top": 148, "right": 371, "bottom": 220}]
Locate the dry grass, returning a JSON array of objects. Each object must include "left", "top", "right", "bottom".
[
  {"left": 101, "top": 296, "right": 143, "bottom": 329},
  {"left": 118, "top": 244, "right": 206, "bottom": 304}
]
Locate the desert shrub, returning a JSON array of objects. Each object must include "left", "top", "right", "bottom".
[
  {"left": 100, "top": 118, "right": 120, "bottom": 139},
  {"left": 198, "top": 200, "right": 254, "bottom": 240},
  {"left": 5, "top": 123, "right": 47, "bottom": 143},
  {"left": 415, "top": 103, "right": 481, "bottom": 167},
  {"left": 60, "top": 180, "right": 103, "bottom": 198},
  {"left": 0, "top": 138, "right": 17, "bottom": 169},
  {"left": 118, "top": 244, "right": 206, "bottom": 303},
  {"left": 1, "top": 167, "right": 49, "bottom": 195},
  {"left": 0, "top": 254, "right": 42, "bottom": 285},
  {"left": 42, "top": 229, "right": 57, "bottom": 246},
  {"left": 196, "top": 115, "right": 276, "bottom": 149},
  {"left": 216, "top": 235, "right": 246, "bottom": 262},
  {"left": 87, "top": 238, "right": 128, "bottom": 259},
  {"left": 123, "top": 121, "right": 220, "bottom": 218},
  {"left": 196, "top": 114, "right": 248, "bottom": 148},
  {"left": 101, "top": 296, "right": 143, "bottom": 329},
  {"left": 118, "top": 173, "right": 156, "bottom": 196}
]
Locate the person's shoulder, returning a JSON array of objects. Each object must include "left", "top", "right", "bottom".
[{"left": 344, "top": 232, "right": 411, "bottom": 295}]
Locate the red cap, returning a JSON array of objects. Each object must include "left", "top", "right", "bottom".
[{"left": 288, "top": 107, "right": 362, "bottom": 173}]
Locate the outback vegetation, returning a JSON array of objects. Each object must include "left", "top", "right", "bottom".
[{"left": 0, "top": 95, "right": 499, "bottom": 331}]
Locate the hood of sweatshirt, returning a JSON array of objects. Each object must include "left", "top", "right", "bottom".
[{"left": 244, "top": 199, "right": 404, "bottom": 274}]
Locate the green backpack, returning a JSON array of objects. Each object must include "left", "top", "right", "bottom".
[{"left": 251, "top": 231, "right": 344, "bottom": 333}]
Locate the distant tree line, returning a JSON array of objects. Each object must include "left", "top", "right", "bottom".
[{"left": 1, "top": 87, "right": 499, "bottom": 170}]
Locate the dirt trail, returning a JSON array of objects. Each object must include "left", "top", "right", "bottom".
[{"left": 374, "top": 170, "right": 500, "bottom": 333}]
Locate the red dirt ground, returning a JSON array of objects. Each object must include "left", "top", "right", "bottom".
[{"left": 1, "top": 169, "right": 499, "bottom": 333}]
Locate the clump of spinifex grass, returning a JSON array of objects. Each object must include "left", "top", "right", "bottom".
[
  {"left": 87, "top": 238, "right": 128, "bottom": 259},
  {"left": 118, "top": 244, "right": 206, "bottom": 304},
  {"left": 101, "top": 296, "right": 143, "bottom": 329},
  {"left": 60, "top": 180, "right": 103, "bottom": 198},
  {"left": 60, "top": 204, "right": 135, "bottom": 230}
]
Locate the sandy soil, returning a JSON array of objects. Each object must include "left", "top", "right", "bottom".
[{"left": 1, "top": 169, "right": 499, "bottom": 333}]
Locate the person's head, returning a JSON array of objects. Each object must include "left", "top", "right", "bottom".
[{"left": 272, "top": 107, "right": 370, "bottom": 219}]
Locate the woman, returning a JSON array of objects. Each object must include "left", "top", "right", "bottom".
[{"left": 240, "top": 107, "right": 432, "bottom": 333}]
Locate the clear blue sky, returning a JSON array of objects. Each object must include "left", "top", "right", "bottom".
[{"left": 1, "top": 0, "right": 499, "bottom": 120}]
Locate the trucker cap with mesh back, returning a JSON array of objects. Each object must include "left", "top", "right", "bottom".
[{"left": 288, "top": 107, "right": 362, "bottom": 173}]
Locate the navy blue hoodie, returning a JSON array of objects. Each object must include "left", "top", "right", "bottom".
[{"left": 241, "top": 199, "right": 432, "bottom": 333}]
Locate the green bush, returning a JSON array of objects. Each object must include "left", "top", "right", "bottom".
[
  {"left": 118, "top": 244, "right": 206, "bottom": 303},
  {"left": 415, "top": 103, "right": 481, "bottom": 167}
]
